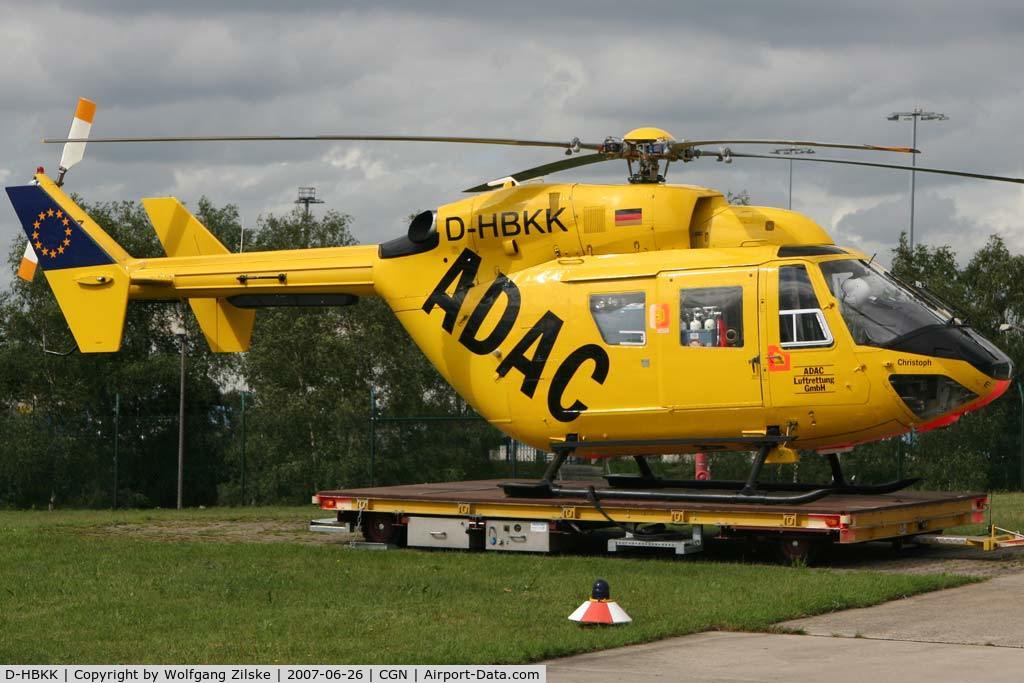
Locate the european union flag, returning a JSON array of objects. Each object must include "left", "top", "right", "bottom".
[{"left": 6, "top": 184, "right": 114, "bottom": 271}]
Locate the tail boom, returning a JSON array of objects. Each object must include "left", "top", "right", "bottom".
[
  {"left": 125, "top": 247, "right": 378, "bottom": 301},
  {"left": 7, "top": 173, "right": 378, "bottom": 353}
]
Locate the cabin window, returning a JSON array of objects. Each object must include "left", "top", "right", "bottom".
[
  {"left": 590, "top": 292, "right": 646, "bottom": 346},
  {"left": 679, "top": 286, "right": 743, "bottom": 347},
  {"left": 779, "top": 265, "right": 833, "bottom": 348}
]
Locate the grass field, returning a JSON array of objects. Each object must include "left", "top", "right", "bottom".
[
  {"left": 952, "top": 491, "right": 1024, "bottom": 536},
  {"left": 0, "top": 505, "right": 983, "bottom": 664}
]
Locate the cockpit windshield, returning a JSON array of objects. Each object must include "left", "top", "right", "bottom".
[{"left": 819, "top": 259, "right": 951, "bottom": 347}]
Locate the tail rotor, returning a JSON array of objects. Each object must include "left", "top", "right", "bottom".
[{"left": 56, "top": 97, "right": 96, "bottom": 187}]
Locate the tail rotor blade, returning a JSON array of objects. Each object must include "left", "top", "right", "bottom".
[
  {"left": 17, "top": 241, "right": 38, "bottom": 282},
  {"left": 57, "top": 98, "right": 96, "bottom": 182}
]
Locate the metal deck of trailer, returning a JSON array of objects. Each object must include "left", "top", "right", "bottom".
[{"left": 314, "top": 480, "right": 988, "bottom": 557}]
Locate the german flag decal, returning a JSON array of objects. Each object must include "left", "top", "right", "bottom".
[{"left": 614, "top": 208, "right": 642, "bottom": 226}]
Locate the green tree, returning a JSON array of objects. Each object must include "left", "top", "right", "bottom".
[
  {"left": 0, "top": 196, "right": 508, "bottom": 509},
  {"left": 223, "top": 207, "right": 504, "bottom": 505},
  {"left": 0, "top": 198, "right": 237, "bottom": 508},
  {"left": 726, "top": 190, "right": 751, "bottom": 205}
]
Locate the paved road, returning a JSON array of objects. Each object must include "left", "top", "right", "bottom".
[
  {"left": 545, "top": 631, "right": 1024, "bottom": 682},
  {"left": 779, "top": 571, "right": 1024, "bottom": 647},
  {"left": 545, "top": 570, "right": 1024, "bottom": 681}
]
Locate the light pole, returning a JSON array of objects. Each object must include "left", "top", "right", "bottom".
[
  {"left": 296, "top": 187, "right": 325, "bottom": 248},
  {"left": 113, "top": 392, "right": 120, "bottom": 509},
  {"left": 886, "top": 108, "right": 948, "bottom": 249},
  {"left": 171, "top": 306, "right": 187, "bottom": 510},
  {"left": 771, "top": 147, "right": 815, "bottom": 209},
  {"left": 295, "top": 187, "right": 324, "bottom": 219},
  {"left": 369, "top": 386, "right": 377, "bottom": 487},
  {"left": 240, "top": 391, "right": 248, "bottom": 505}
]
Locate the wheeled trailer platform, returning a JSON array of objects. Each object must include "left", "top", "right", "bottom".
[{"left": 313, "top": 479, "right": 988, "bottom": 560}]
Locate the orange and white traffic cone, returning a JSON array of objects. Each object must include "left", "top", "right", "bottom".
[{"left": 568, "top": 579, "right": 631, "bottom": 625}]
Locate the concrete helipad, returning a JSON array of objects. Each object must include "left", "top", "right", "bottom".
[
  {"left": 545, "top": 631, "right": 1024, "bottom": 682},
  {"left": 546, "top": 568, "right": 1024, "bottom": 681},
  {"left": 779, "top": 571, "right": 1024, "bottom": 648}
]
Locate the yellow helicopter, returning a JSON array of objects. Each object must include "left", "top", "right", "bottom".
[{"left": 8, "top": 98, "right": 1023, "bottom": 504}]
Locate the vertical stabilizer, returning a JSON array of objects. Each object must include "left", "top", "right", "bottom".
[{"left": 6, "top": 175, "right": 131, "bottom": 352}]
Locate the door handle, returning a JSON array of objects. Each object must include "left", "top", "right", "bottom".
[{"left": 748, "top": 355, "right": 760, "bottom": 372}]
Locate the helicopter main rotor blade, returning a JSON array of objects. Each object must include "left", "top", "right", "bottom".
[
  {"left": 42, "top": 133, "right": 605, "bottom": 151},
  {"left": 676, "top": 140, "right": 918, "bottom": 154},
  {"left": 44, "top": 133, "right": 916, "bottom": 157},
  {"left": 464, "top": 153, "right": 611, "bottom": 192},
  {"left": 721, "top": 152, "right": 1024, "bottom": 185}
]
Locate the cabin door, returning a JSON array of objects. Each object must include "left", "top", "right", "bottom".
[
  {"left": 761, "top": 262, "right": 871, "bottom": 408},
  {"left": 575, "top": 278, "right": 662, "bottom": 416},
  {"left": 657, "top": 268, "right": 763, "bottom": 409}
]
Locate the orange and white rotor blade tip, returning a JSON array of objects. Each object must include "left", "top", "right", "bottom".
[
  {"left": 17, "top": 241, "right": 38, "bottom": 282},
  {"left": 58, "top": 97, "right": 97, "bottom": 172}
]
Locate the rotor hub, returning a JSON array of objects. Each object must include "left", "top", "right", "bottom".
[
  {"left": 622, "top": 127, "right": 676, "bottom": 143},
  {"left": 602, "top": 127, "right": 679, "bottom": 184}
]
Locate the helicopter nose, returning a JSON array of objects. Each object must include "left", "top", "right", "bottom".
[
  {"left": 977, "top": 376, "right": 1012, "bottom": 409},
  {"left": 960, "top": 375, "right": 1012, "bottom": 422},
  {"left": 890, "top": 326, "right": 1012, "bottom": 380},
  {"left": 912, "top": 376, "right": 1011, "bottom": 434},
  {"left": 891, "top": 328, "right": 1013, "bottom": 435},
  {"left": 963, "top": 328, "right": 1013, "bottom": 380}
]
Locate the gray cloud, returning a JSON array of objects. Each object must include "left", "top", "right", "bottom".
[{"left": 2, "top": 1, "right": 1024, "bottom": 290}]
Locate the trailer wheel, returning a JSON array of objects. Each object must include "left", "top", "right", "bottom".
[
  {"left": 775, "top": 537, "right": 819, "bottom": 566},
  {"left": 361, "top": 513, "right": 406, "bottom": 546}
]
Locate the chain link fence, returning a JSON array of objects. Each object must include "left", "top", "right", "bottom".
[{"left": 3, "top": 387, "right": 1023, "bottom": 509}]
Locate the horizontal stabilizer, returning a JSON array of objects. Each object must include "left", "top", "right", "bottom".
[
  {"left": 187, "top": 297, "right": 255, "bottom": 353},
  {"left": 143, "top": 197, "right": 255, "bottom": 352}
]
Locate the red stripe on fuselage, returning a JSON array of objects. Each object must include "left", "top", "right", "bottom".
[{"left": 917, "top": 379, "right": 1011, "bottom": 433}]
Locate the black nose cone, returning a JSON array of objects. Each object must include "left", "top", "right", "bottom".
[{"left": 884, "top": 326, "right": 1013, "bottom": 380}]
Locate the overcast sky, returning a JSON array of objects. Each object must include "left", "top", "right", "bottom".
[{"left": 3, "top": 0, "right": 1024, "bottom": 287}]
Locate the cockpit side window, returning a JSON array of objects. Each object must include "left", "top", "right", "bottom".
[
  {"left": 590, "top": 292, "right": 646, "bottom": 346},
  {"left": 779, "top": 265, "right": 833, "bottom": 348},
  {"left": 819, "top": 259, "right": 946, "bottom": 347}
]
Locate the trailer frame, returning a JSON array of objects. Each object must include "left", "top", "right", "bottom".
[{"left": 313, "top": 479, "right": 989, "bottom": 557}]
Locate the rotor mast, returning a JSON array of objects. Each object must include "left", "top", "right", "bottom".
[{"left": 604, "top": 127, "right": 677, "bottom": 185}]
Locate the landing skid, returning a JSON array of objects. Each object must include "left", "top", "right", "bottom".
[
  {"left": 602, "top": 475, "right": 921, "bottom": 496},
  {"left": 499, "top": 437, "right": 918, "bottom": 506},
  {"left": 501, "top": 479, "right": 835, "bottom": 505}
]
